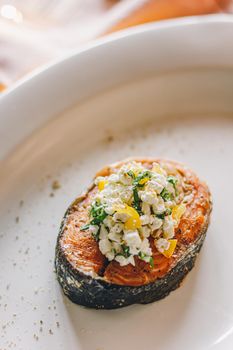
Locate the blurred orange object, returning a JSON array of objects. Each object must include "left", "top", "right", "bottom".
[
  {"left": 0, "top": 83, "right": 6, "bottom": 92},
  {"left": 108, "top": 0, "right": 232, "bottom": 33}
]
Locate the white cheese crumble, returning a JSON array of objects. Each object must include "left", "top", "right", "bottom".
[
  {"left": 82, "top": 161, "right": 186, "bottom": 267},
  {"left": 155, "top": 238, "right": 170, "bottom": 253}
]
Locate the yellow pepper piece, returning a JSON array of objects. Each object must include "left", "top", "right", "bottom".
[
  {"left": 116, "top": 205, "right": 141, "bottom": 230},
  {"left": 131, "top": 170, "right": 139, "bottom": 177},
  {"left": 162, "top": 239, "right": 177, "bottom": 258},
  {"left": 172, "top": 204, "right": 186, "bottom": 222},
  {"left": 138, "top": 177, "right": 149, "bottom": 185},
  {"left": 152, "top": 163, "right": 164, "bottom": 175},
  {"left": 98, "top": 180, "right": 107, "bottom": 191}
]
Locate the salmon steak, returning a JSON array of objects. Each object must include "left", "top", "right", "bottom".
[{"left": 55, "top": 158, "right": 212, "bottom": 309}]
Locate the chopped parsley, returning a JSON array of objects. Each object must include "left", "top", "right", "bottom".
[
  {"left": 156, "top": 208, "right": 172, "bottom": 219},
  {"left": 167, "top": 176, "right": 178, "bottom": 186},
  {"left": 149, "top": 257, "right": 154, "bottom": 268},
  {"left": 80, "top": 202, "right": 107, "bottom": 239},
  {"left": 127, "top": 170, "right": 136, "bottom": 179},
  {"left": 92, "top": 226, "right": 100, "bottom": 241},
  {"left": 138, "top": 251, "right": 145, "bottom": 259},
  {"left": 167, "top": 175, "right": 178, "bottom": 195},
  {"left": 80, "top": 224, "right": 90, "bottom": 231},
  {"left": 80, "top": 223, "right": 100, "bottom": 240},
  {"left": 131, "top": 171, "right": 152, "bottom": 214},
  {"left": 90, "top": 202, "right": 108, "bottom": 225},
  {"left": 121, "top": 245, "right": 130, "bottom": 258},
  {"left": 138, "top": 252, "right": 154, "bottom": 268},
  {"left": 132, "top": 187, "right": 142, "bottom": 214},
  {"left": 160, "top": 188, "right": 173, "bottom": 202},
  {"left": 133, "top": 171, "right": 152, "bottom": 187}
]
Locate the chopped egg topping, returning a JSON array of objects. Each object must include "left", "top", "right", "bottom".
[{"left": 81, "top": 161, "right": 187, "bottom": 267}]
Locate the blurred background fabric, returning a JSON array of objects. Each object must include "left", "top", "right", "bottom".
[{"left": 0, "top": 0, "right": 232, "bottom": 90}]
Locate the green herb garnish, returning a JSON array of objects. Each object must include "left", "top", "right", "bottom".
[
  {"left": 90, "top": 202, "right": 108, "bottom": 225},
  {"left": 138, "top": 252, "right": 154, "bottom": 268},
  {"left": 133, "top": 171, "right": 152, "bottom": 188},
  {"left": 92, "top": 226, "right": 101, "bottom": 241},
  {"left": 80, "top": 224, "right": 90, "bottom": 231},
  {"left": 80, "top": 223, "right": 100, "bottom": 240},
  {"left": 149, "top": 257, "right": 154, "bottom": 268},
  {"left": 132, "top": 187, "right": 142, "bottom": 214},
  {"left": 127, "top": 170, "right": 136, "bottom": 179},
  {"left": 167, "top": 176, "right": 178, "bottom": 186},
  {"left": 156, "top": 208, "right": 172, "bottom": 219},
  {"left": 167, "top": 175, "right": 178, "bottom": 196},
  {"left": 160, "top": 188, "right": 173, "bottom": 202},
  {"left": 131, "top": 171, "right": 152, "bottom": 214},
  {"left": 138, "top": 251, "right": 145, "bottom": 259},
  {"left": 121, "top": 245, "right": 130, "bottom": 258}
]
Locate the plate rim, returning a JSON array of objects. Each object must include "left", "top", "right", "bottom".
[
  {"left": 1, "top": 14, "right": 233, "bottom": 162},
  {"left": 1, "top": 14, "right": 233, "bottom": 99}
]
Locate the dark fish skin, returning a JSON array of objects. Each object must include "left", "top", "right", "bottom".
[
  {"left": 55, "top": 226, "right": 207, "bottom": 309},
  {"left": 55, "top": 159, "right": 212, "bottom": 309}
]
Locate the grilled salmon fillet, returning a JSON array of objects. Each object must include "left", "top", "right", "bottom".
[{"left": 55, "top": 158, "right": 212, "bottom": 309}]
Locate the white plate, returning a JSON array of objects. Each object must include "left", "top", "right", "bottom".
[{"left": 1, "top": 16, "right": 233, "bottom": 350}]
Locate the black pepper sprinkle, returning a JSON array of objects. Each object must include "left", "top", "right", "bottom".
[
  {"left": 33, "top": 334, "right": 39, "bottom": 341},
  {"left": 24, "top": 248, "right": 29, "bottom": 255},
  {"left": 51, "top": 180, "right": 61, "bottom": 191},
  {"left": 106, "top": 135, "right": 114, "bottom": 143}
]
